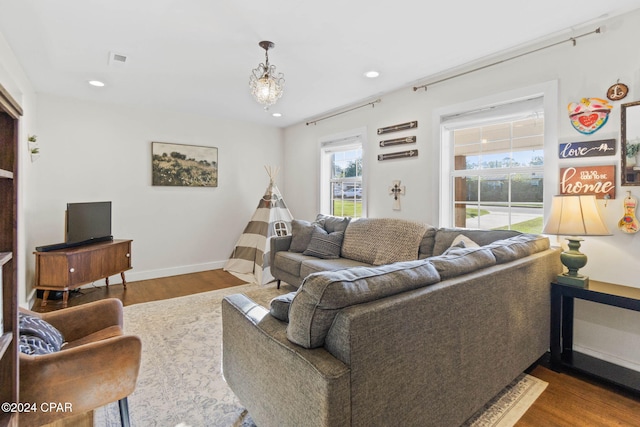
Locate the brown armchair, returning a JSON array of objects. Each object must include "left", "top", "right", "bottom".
[{"left": 19, "top": 298, "right": 141, "bottom": 427}]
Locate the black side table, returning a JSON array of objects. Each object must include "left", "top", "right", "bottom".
[{"left": 550, "top": 280, "right": 640, "bottom": 394}]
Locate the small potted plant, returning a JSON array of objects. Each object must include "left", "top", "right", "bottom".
[
  {"left": 28, "top": 135, "right": 40, "bottom": 162},
  {"left": 627, "top": 138, "right": 640, "bottom": 158}
]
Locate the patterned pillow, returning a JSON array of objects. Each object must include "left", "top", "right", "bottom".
[
  {"left": 303, "top": 226, "right": 344, "bottom": 259},
  {"left": 19, "top": 312, "right": 65, "bottom": 355}
]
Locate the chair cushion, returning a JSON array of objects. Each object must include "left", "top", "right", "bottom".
[
  {"left": 63, "top": 325, "right": 123, "bottom": 350},
  {"left": 18, "top": 312, "right": 65, "bottom": 355}
]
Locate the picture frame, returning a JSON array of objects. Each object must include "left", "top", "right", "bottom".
[
  {"left": 152, "top": 142, "right": 218, "bottom": 187},
  {"left": 621, "top": 100, "right": 640, "bottom": 186}
]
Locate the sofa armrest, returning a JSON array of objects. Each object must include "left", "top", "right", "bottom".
[
  {"left": 270, "top": 235, "right": 293, "bottom": 267},
  {"left": 222, "top": 293, "right": 350, "bottom": 427},
  {"left": 39, "top": 298, "right": 124, "bottom": 342}
]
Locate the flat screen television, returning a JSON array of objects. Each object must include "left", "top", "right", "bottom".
[{"left": 66, "top": 201, "right": 112, "bottom": 244}]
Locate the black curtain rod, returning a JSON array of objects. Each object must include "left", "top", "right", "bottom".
[{"left": 413, "top": 27, "right": 601, "bottom": 92}]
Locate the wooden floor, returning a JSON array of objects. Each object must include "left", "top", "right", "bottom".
[{"left": 35, "top": 269, "right": 640, "bottom": 426}]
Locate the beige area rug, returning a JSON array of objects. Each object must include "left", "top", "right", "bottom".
[{"left": 94, "top": 283, "right": 547, "bottom": 427}]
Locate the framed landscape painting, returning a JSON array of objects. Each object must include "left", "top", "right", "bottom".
[{"left": 152, "top": 142, "right": 218, "bottom": 187}]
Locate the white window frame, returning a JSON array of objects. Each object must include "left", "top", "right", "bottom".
[
  {"left": 433, "top": 81, "right": 558, "bottom": 227},
  {"left": 319, "top": 128, "right": 367, "bottom": 218}
]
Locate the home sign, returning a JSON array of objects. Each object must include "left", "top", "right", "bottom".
[
  {"left": 558, "top": 139, "right": 616, "bottom": 159},
  {"left": 560, "top": 165, "right": 615, "bottom": 199}
]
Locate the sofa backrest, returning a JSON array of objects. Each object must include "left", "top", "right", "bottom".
[
  {"left": 286, "top": 233, "right": 550, "bottom": 349},
  {"left": 419, "top": 227, "right": 521, "bottom": 258}
]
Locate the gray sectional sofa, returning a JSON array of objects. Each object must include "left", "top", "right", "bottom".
[{"left": 222, "top": 216, "right": 562, "bottom": 427}]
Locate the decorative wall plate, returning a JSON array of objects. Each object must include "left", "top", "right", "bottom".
[
  {"left": 606, "top": 82, "right": 628, "bottom": 101},
  {"left": 567, "top": 98, "right": 613, "bottom": 135}
]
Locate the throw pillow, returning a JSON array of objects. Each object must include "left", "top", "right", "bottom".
[
  {"left": 289, "top": 219, "right": 316, "bottom": 252},
  {"left": 303, "top": 226, "right": 344, "bottom": 259},
  {"left": 269, "top": 292, "right": 296, "bottom": 322},
  {"left": 19, "top": 312, "right": 65, "bottom": 355},
  {"left": 443, "top": 234, "right": 480, "bottom": 255},
  {"left": 315, "top": 214, "right": 351, "bottom": 233}
]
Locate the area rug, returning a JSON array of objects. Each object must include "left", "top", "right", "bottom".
[{"left": 94, "top": 284, "right": 547, "bottom": 427}]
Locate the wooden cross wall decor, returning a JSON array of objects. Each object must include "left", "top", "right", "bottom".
[{"left": 389, "top": 180, "right": 406, "bottom": 210}]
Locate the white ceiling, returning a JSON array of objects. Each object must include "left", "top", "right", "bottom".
[{"left": 1, "top": 1, "right": 640, "bottom": 128}]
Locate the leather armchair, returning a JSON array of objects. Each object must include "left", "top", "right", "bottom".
[{"left": 19, "top": 298, "right": 141, "bottom": 427}]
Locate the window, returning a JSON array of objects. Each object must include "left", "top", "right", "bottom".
[
  {"left": 443, "top": 98, "right": 545, "bottom": 232},
  {"left": 320, "top": 132, "right": 364, "bottom": 218}
]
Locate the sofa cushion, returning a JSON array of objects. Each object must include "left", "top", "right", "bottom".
[
  {"left": 287, "top": 259, "right": 441, "bottom": 348},
  {"left": 315, "top": 214, "right": 351, "bottom": 233},
  {"left": 270, "top": 292, "right": 296, "bottom": 322},
  {"left": 342, "top": 218, "right": 429, "bottom": 266},
  {"left": 18, "top": 312, "right": 65, "bottom": 355},
  {"left": 443, "top": 234, "right": 480, "bottom": 255},
  {"left": 303, "top": 226, "right": 344, "bottom": 259},
  {"left": 273, "top": 251, "right": 317, "bottom": 277},
  {"left": 428, "top": 247, "right": 497, "bottom": 280},
  {"left": 485, "top": 233, "right": 550, "bottom": 264},
  {"left": 300, "top": 257, "right": 372, "bottom": 279},
  {"left": 432, "top": 228, "right": 521, "bottom": 256},
  {"left": 289, "top": 219, "right": 316, "bottom": 252}
]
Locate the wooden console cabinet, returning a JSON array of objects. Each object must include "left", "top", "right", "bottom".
[{"left": 34, "top": 239, "right": 133, "bottom": 307}]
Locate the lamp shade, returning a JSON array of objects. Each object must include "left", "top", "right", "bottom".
[{"left": 542, "top": 195, "right": 611, "bottom": 236}]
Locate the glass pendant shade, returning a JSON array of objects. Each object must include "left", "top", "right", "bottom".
[{"left": 249, "top": 41, "right": 284, "bottom": 109}]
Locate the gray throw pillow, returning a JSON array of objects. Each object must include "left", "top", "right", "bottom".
[
  {"left": 315, "top": 214, "right": 351, "bottom": 233},
  {"left": 19, "top": 312, "right": 65, "bottom": 355},
  {"left": 289, "top": 219, "right": 316, "bottom": 252},
  {"left": 303, "top": 225, "right": 344, "bottom": 259},
  {"left": 270, "top": 292, "right": 296, "bottom": 322}
]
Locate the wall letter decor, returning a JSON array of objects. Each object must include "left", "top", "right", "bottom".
[
  {"left": 559, "top": 165, "right": 615, "bottom": 199},
  {"left": 558, "top": 139, "right": 616, "bottom": 159}
]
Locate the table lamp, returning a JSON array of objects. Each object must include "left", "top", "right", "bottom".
[{"left": 542, "top": 194, "right": 611, "bottom": 287}]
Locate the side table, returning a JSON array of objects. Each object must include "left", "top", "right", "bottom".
[{"left": 550, "top": 280, "right": 640, "bottom": 393}]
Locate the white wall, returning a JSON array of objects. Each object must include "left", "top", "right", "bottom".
[
  {"left": 283, "top": 11, "right": 640, "bottom": 370},
  {"left": 25, "top": 94, "right": 284, "bottom": 302}
]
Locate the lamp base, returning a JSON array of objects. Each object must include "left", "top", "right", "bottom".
[{"left": 556, "top": 273, "right": 589, "bottom": 288}]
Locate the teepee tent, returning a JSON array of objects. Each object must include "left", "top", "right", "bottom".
[{"left": 224, "top": 166, "right": 293, "bottom": 284}]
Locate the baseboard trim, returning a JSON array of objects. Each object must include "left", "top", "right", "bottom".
[
  {"left": 93, "top": 260, "right": 227, "bottom": 285},
  {"left": 26, "top": 261, "right": 228, "bottom": 308},
  {"left": 573, "top": 345, "right": 640, "bottom": 373}
]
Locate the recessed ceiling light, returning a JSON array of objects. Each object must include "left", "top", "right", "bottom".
[
  {"left": 88, "top": 80, "right": 105, "bottom": 87},
  {"left": 272, "top": 112, "right": 282, "bottom": 117},
  {"left": 364, "top": 70, "right": 380, "bottom": 79}
]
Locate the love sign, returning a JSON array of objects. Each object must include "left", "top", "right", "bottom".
[
  {"left": 560, "top": 166, "right": 615, "bottom": 199},
  {"left": 567, "top": 98, "right": 613, "bottom": 135},
  {"left": 558, "top": 139, "right": 616, "bottom": 159}
]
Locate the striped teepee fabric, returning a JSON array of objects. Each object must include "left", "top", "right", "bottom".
[{"left": 224, "top": 167, "right": 293, "bottom": 284}]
